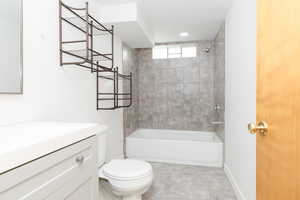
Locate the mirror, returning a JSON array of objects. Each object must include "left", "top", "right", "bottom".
[{"left": 0, "top": 0, "right": 22, "bottom": 94}]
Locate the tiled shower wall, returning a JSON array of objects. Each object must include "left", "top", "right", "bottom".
[
  {"left": 123, "top": 26, "right": 225, "bottom": 136},
  {"left": 122, "top": 43, "right": 139, "bottom": 137},
  {"left": 214, "top": 23, "right": 225, "bottom": 141},
  {"left": 137, "top": 41, "right": 216, "bottom": 131}
]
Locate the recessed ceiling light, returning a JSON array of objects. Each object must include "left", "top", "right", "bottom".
[{"left": 180, "top": 32, "right": 189, "bottom": 37}]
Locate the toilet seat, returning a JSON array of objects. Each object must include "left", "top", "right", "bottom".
[
  {"left": 102, "top": 159, "right": 152, "bottom": 181},
  {"left": 98, "top": 159, "right": 153, "bottom": 200},
  {"left": 96, "top": 132, "right": 153, "bottom": 200}
]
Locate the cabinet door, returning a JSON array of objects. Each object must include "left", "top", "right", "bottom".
[
  {"left": 45, "top": 173, "right": 96, "bottom": 200},
  {"left": 0, "top": 137, "right": 98, "bottom": 200}
]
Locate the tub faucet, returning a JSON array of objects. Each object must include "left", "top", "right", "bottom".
[
  {"left": 214, "top": 104, "right": 221, "bottom": 111},
  {"left": 211, "top": 104, "right": 224, "bottom": 125}
]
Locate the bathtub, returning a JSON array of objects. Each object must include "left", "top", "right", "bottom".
[{"left": 126, "top": 129, "right": 223, "bottom": 167}]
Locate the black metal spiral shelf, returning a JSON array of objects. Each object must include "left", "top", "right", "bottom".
[{"left": 59, "top": 1, "right": 132, "bottom": 110}]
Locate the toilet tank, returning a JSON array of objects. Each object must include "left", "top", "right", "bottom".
[{"left": 97, "top": 133, "right": 107, "bottom": 167}]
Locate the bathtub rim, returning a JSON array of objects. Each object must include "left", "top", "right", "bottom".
[{"left": 127, "top": 128, "right": 223, "bottom": 144}]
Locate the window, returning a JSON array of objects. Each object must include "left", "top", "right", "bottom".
[
  {"left": 182, "top": 46, "right": 197, "bottom": 57},
  {"left": 152, "top": 44, "right": 197, "bottom": 59},
  {"left": 168, "top": 46, "right": 181, "bottom": 58},
  {"left": 152, "top": 46, "right": 168, "bottom": 59}
]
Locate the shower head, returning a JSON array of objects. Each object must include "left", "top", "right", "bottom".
[
  {"left": 204, "top": 43, "right": 213, "bottom": 53},
  {"left": 204, "top": 47, "right": 210, "bottom": 53}
]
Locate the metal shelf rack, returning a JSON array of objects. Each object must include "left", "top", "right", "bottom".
[
  {"left": 59, "top": 1, "right": 132, "bottom": 110},
  {"left": 97, "top": 67, "right": 132, "bottom": 110}
]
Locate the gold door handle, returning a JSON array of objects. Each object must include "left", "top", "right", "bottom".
[{"left": 248, "top": 121, "right": 268, "bottom": 136}]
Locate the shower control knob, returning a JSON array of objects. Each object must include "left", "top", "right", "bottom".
[
  {"left": 214, "top": 104, "right": 221, "bottom": 110},
  {"left": 248, "top": 121, "right": 268, "bottom": 136}
]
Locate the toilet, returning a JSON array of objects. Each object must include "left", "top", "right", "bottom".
[{"left": 97, "top": 133, "right": 153, "bottom": 200}]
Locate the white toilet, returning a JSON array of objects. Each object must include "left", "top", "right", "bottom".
[{"left": 97, "top": 133, "right": 153, "bottom": 200}]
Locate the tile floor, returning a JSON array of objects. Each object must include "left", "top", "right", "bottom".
[
  {"left": 143, "top": 162, "right": 236, "bottom": 200},
  {"left": 99, "top": 162, "right": 236, "bottom": 200}
]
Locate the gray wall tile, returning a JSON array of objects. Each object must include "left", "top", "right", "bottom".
[
  {"left": 137, "top": 41, "right": 216, "bottom": 132},
  {"left": 122, "top": 43, "right": 139, "bottom": 137},
  {"left": 213, "top": 23, "right": 225, "bottom": 141},
  {"left": 123, "top": 32, "right": 225, "bottom": 138}
]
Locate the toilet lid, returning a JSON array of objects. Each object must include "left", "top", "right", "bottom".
[{"left": 103, "top": 159, "right": 152, "bottom": 180}]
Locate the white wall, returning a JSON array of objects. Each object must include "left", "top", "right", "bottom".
[
  {"left": 225, "top": 0, "right": 256, "bottom": 199},
  {"left": 98, "top": 2, "right": 137, "bottom": 23},
  {"left": 96, "top": 1, "right": 154, "bottom": 48},
  {"left": 0, "top": 0, "right": 124, "bottom": 161}
]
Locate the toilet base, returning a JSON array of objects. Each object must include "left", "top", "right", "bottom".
[{"left": 123, "top": 195, "right": 141, "bottom": 200}]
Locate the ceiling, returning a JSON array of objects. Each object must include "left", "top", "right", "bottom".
[{"left": 98, "top": 0, "right": 233, "bottom": 43}]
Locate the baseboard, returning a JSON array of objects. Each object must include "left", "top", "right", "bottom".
[{"left": 224, "top": 164, "right": 247, "bottom": 200}]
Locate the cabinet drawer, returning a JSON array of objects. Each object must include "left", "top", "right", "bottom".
[{"left": 0, "top": 136, "right": 98, "bottom": 200}]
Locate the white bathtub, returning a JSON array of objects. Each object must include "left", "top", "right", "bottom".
[{"left": 126, "top": 129, "right": 223, "bottom": 167}]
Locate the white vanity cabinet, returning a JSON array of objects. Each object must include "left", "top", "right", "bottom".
[{"left": 0, "top": 136, "right": 99, "bottom": 200}]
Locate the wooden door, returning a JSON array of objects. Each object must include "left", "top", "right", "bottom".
[{"left": 256, "top": 0, "right": 300, "bottom": 199}]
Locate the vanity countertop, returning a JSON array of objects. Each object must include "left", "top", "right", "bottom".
[{"left": 0, "top": 122, "right": 106, "bottom": 174}]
